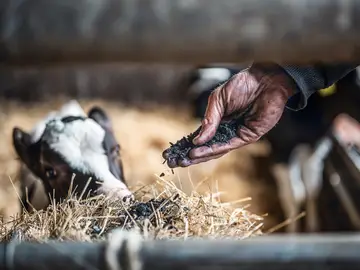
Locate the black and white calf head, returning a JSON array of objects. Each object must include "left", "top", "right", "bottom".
[{"left": 12, "top": 100, "right": 132, "bottom": 202}]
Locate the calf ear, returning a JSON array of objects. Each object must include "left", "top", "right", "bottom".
[
  {"left": 12, "top": 127, "right": 33, "bottom": 168},
  {"left": 87, "top": 106, "right": 113, "bottom": 132},
  {"left": 88, "top": 106, "right": 126, "bottom": 183}
]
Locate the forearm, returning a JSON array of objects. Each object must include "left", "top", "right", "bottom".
[{"left": 280, "top": 63, "right": 359, "bottom": 110}]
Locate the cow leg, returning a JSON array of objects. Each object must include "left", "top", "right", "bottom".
[
  {"left": 272, "top": 163, "right": 302, "bottom": 233},
  {"left": 302, "top": 138, "right": 333, "bottom": 232}
]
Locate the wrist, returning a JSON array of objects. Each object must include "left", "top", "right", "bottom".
[{"left": 248, "top": 62, "right": 298, "bottom": 99}]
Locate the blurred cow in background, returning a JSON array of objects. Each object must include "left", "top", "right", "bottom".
[{"left": 181, "top": 63, "right": 360, "bottom": 233}]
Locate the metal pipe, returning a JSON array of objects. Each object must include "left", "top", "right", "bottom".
[
  {"left": 3, "top": 230, "right": 360, "bottom": 270},
  {"left": 1, "top": 0, "right": 360, "bottom": 65}
]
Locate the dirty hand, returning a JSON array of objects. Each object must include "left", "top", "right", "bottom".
[{"left": 164, "top": 63, "right": 297, "bottom": 168}]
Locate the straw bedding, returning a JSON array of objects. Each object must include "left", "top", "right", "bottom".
[{"left": 0, "top": 99, "right": 277, "bottom": 242}]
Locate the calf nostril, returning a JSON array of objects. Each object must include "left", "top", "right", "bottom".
[{"left": 122, "top": 194, "right": 135, "bottom": 204}]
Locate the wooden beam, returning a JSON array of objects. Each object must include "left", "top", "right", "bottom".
[{"left": 1, "top": 0, "right": 360, "bottom": 65}]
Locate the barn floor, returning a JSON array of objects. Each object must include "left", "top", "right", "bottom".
[{"left": 0, "top": 98, "right": 284, "bottom": 232}]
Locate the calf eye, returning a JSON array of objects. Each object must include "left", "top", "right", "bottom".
[{"left": 44, "top": 167, "right": 57, "bottom": 180}]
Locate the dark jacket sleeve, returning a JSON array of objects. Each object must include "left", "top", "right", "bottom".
[{"left": 279, "top": 63, "right": 359, "bottom": 111}]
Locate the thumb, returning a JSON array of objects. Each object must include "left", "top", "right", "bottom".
[{"left": 193, "top": 92, "right": 224, "bottom": 145}]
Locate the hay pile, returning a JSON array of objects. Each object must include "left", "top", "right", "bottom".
[
  {"left": 0, "top": 176, "right": 263, "bottom": 242},
  {"left": 0, "top": 98, "right": 276, "bottom": 242}
]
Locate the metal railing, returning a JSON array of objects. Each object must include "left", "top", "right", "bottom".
[
  {"left": 2, "top": 230, "right": 360, "bottom": 270},
  {"left": 278, "top": 114, "right": 360, "bottom": 233}
]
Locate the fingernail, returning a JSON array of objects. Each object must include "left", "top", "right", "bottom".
[
  {"left": 179, "top": 158, "right": 192, "bottom": 167},
  {"left": 162, "top": 150, "right": 170, "bottom": 159},
  {"left": 193, "top": 119, "right": 208, "bottom": 144},
  {"left": 167, "top": 158, "right": 178, "bottom": 168},
  {"left": 188, "top": 149, "right": 198, "bottom": 159},
  {"left": 193, "top": 129, "right": 204, "bottom": 145}
]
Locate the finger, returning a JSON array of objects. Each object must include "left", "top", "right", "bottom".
[
  {"left": 190, "top": 96, "right": 277, "bottom": 159},
  {"left": 193, "top": 91, "right": 224, "bottom": 145},
  {"left": 178, "top": 153, "right": 226, "bottom": 167},
  {"left": 188, "top": 135, "right": 247, "bottom": 159},
  {"left": 189, "top": 153, "right": 226, "bottom": 166},
  {"left": 190, "top": 123, "right": 264, "bottom": 159}
]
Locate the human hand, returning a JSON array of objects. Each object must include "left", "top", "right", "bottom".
[{"left": 163, "top": 63, "right": 297, "bottom": 168}]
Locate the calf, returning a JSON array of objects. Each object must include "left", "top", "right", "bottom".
[{"left": 12, "top": 100, "right": 132, "bottom": 212}]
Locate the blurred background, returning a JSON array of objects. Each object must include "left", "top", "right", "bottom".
[{"left": 1, "top": 63, "right": 360, "bottom": 232}]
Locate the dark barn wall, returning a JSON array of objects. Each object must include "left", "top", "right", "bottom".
[{"left": 0, "top": 64, "right": 193, "bottom": 107}]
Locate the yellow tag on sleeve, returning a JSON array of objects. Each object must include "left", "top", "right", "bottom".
[{"left": 318, "top": 84, "right": 337, "bottom": 97}]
